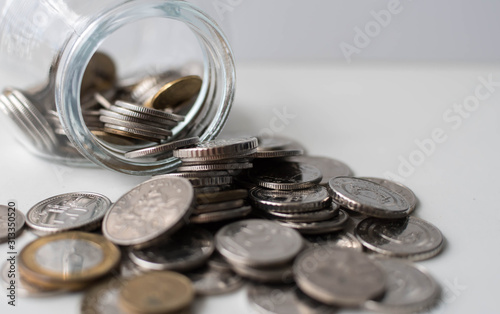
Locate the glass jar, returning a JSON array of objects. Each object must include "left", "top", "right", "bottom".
[{"left": 0, "top": 0, "right": 235, "bottom": 175}]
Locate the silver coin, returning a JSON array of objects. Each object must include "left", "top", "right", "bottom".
[
  {"left": 180, "top": 176, "right": 234, "bottom": 188},
  {"left": 276, "top": 209, "right": 349, "bottom": 234},
  {"left": 124, "top": 137, "right": 200, "bottom": 159},
  {"left": 303, "top": 230, "right": 363, "bottom": 252},
  {"left": 164, "top": 171, "right": 230, "bottom": 178},
  {"left": 247, "top": 284, "right": 336, "bottom": 314},
  {"left": 93, "top": 92, "right": 112, "bottom": 109},
  {"left": 0, "top": 261, "right": 62, "bottom": 297},
  {"left": 102, "top": 176, "right": 194, "bottom": 247},
  {"left": 100, "top": 108, "right": 177, "bottom": 128},
  {"left": 194, "top": 199, "right": 246, "bottom": 214},
  {"left": 99, "top": 116, "right": 173, "bottom": 137},
  {"left": 173, "top": 137, "right": 258, "bottom": 159},
  {"left": 181, "top": 157, "right": 253, "bottom": 165},
  {"left": 196, "top": 189, "right": 248, "bottom": 205},
  {"left": 104, "top": 124, "right": 167, "bottom": 141},
  {"left": 215, "top": 219, "right": 303, "bottom": 267},
  {"left": 0, "top": 204, "right": 25, "bottom": 243},
  {"left": 294, "top": 247, "right": 386, "bottom": 307},
  {"left": 81, "top": 277, "right": 124, "bottom": 314},
  {"left": 190, "top": 205, "right": 252, "bottom": 224},
  {"left": 249, "top": 186, "right": 331, "bottom": 213},
  {"left": 364, "top": 258, "right": 440, "bottom": 313},
  {"left": 249, "top": 161, "right": 322, "bottom": 190},
  {"left": 264, "top": 206, "right": 339, "bottom": 223},
  {"left": 288, "top": 156, "right": 353, "bottom": 186},
  {"left": 114, "top": 100, "right": 184, "bottom": 122},
  {"left": 129, "top": 227, "right": 214, "bottom": 271},
  {"left": 187, "top": 266, "right": 244, "bottom": 296},
  {"left": 232, "top": 262, "right": 294, "bottom": 283},
  {"left": 108, "top": 106, "right": 180, "bottom": 127},
  {"left": 329, "top": 177, "right": 410, "bottom": 218},
  {"left": 252, "top": 149, "right": 304, "bottom": 159},
  {"left": 177, "top": 162, "right": 253, "bottom": 172},
  {"left": 26, "top": 192, "right": 111, "bottom": 236},
  {"left": 355, "top": 216, "right": 444, "bottom": 261},
  {"left": 360, "top": 177, "right": 418, "bottom": 214},
  {"left": 207, "top": 252, "right": 233, "bottom": 272}
]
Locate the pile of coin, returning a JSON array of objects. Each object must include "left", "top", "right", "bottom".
[{"left": 1, "top": 135, "right": 446, "bottom": 313}]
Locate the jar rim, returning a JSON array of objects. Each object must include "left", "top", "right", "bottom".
[{"left": 55, "top": 0, "right": 235, "bottom": 175}]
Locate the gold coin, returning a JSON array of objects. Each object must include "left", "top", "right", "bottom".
[
  {"left": 148, "top": 76, "right": 202, "bottom": 111},
  {"left": 119, "top": 271, "right": 194, "bottom": 314},
  {"left": 19, "top": 232, "right": 120, "bottom": 291},
  {"left": 81, "top": 51, "right": 117, "bottom": 93}
]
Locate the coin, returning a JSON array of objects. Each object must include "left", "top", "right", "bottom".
[
  {"left": 264, "top": 205, "right": 339, "bottom": 223},
  {"left": 276, "top": 209, "right": 349, "bottom": 234},
  {"left": 124, "top": 137, "right": 200, "bottom": 159},
  {"left": 247, "top": 284, "right": 336, "bottom": 314},
  {"left": 93, "top": 92, "right": 112, "bottom": 109},
  {"left": 207, "top": 252, "right": 233, "bottom": 272},
  {"left": 104, "top": 124, "right": 167, "bottom": 142},
  {"left": 26, "top": 192, "right": 111, "bottom": 236},
  {"left": 81, "top": 277, "right": 124, "bottom": 314},
  {"left": 114, "top": 100, "right": 185, "bottom": 122},
  {"left": 355, "top": 216, "right": 444, "bottom": 261},
  {"left": 215, "top": 219, "right": 303, "bottom": 267},
  {"left": 129, "top": 227, "right": 214, "bottom": 271},
  {"left": 364, "top": 258, "right": 440, "bottom": 313},
  {"left": 287, "top": 155, "right": 353, "bottom": 186},
  {"left": 91, "top": 130, "right": 139, "bottom": 146},
  {"left": 149, "top": 75, "right": 202, "bottom": 110},
  {"left": 81, "top": 51, "right": 116, "bottom": 92},
  {"left": 257, "top": 136, "right": 294, "bottom": 151},
  {"left": 102, "top": 176, "right": 194, "bottom": 248},
  {"left": 249, "top": 185, "right": 331, "bottom": 213},
  {"left": 0, "top": 204, "right": 25, "bottom": 243},
  {"left": 190, "top": 205, "right": 252, "bottom": 224},
  {"left": 99, "top": 115, "right": 173, "bottom": 137},
  {"left": 328, "top": 177, "right": 410, "bottom": 219},
  {"left": 303, "top": 230, "right": 363, "bottom": 252},
  {"left": 196, "top": 189, "right": 248, "bottom": 205},
  {"left": 19, "top": 232, "right": 120, "bottom": 290},
  {"left": 249, "top": 161, "right": 322, "bottom": 190},
  {"left": 173, "top": 175, "right": 233, "bottom": 188},
  {"left": 173, "top": 137, "right": 258, "bottom": 160},
  {"left": 177, "top": 162, "right": 253, "bottom": 172},
  {"left": 252, "top": 149, "right": 304, "bottom": 159},
  {"left": 294, "top": 247, "right": 386, "bottom": 307},
  {"left": 194, "top": 199, "right": 246, "bottom": 214},
  {"left": 118, "top": 271, "right": 194, "bottom": 314},
  {"left": 165, "top": 171, "right": 230, "bottom": 179},
  {"left": 103, "top": 107, "right": 178, "bottom": 127},
  {"left": 360, "top": 177, "right": 418, "bottom": 214},
  {"left": 186, "top": 266, "right": 244, "bottom": 296},
  {"left": 231, "top": 262, "right": 294, "bottom": 283}
]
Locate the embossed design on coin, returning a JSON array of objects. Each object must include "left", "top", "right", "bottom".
[
  {"left": 26, "top": 192, "right": 111, "bottom": 236},
  {"left": 364, "top": 258, "right": 440, "bottom": 313},
  {"left": 249, "top": 185, "right": 331, "bottom": 213},
  {"left": 0, "top": 205, "right": 25, "bottom": 243},
  {"left": 355, "top": 216, "right": 444, "bottom": 261},
  {"left": 187, "top": 266, "right": 244, "bottom": 296},
  {"left": 215, "top": 219, "right": 303, "bottom": 267},
  {"left": 360, "top": 177, "right": 418, "bottom": 214},
  {"left": 129, "top": 227, "right": 214, "bottom": 271},
  {"left": 102, "top": 176, "right": 194, "bottom": 247},
  {"left": 81, "top": 277, "right": 124, "bottom": 314},
  {"left": 304, "top": 230, "right": 363, "bottom": 252},
  {"left": 249, "top": 161, "right": 322, "bottom": 190},
  {"left": 294, "top": 247, "right": 386, "bottom": 307},
  {"left": 19, "top": 232, "right": 120, "bottom": 290},
  {"left": 329, "top": 177, "right": 410, "bottom": 218},
  {"left": 276, "top": 209, "right": 349, "bottom": 234}
]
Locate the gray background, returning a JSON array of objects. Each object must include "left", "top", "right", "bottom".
[{"left": 192, "top": 0, "right": 500, "bottom": 62}]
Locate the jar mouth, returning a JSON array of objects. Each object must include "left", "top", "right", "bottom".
[{"left": 55, "top": 0, "right": 235, "bottom": 175}]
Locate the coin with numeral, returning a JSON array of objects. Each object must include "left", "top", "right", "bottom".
[
  {"left": 0, "top": 204, "right": 25, "bottom": 243},
  {"left": 26, "top": 192, "right": 111, "bottom": 236}
]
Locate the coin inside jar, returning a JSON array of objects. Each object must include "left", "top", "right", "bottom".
[
  {"left": 18, "top": 232, "right": 120, "bottom": 290},
  {"left": 148, "top": 75, "right": 202, "bottom": 111}
]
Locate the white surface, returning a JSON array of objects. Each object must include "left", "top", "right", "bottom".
[{"left": 1, "top": 61, "right": 499, "bottom": 313}]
